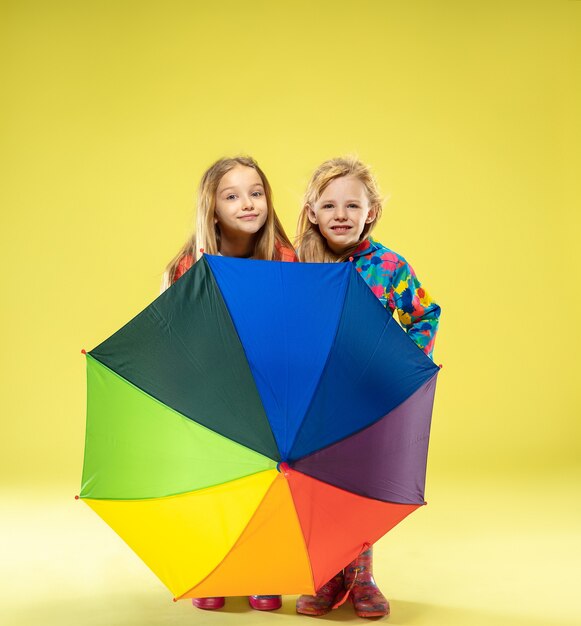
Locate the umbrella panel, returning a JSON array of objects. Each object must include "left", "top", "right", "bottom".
[
  {"left": 287, "top": 469, "right": 421, "bottom": 591},
  {"left": 206, "top": 255, "right": 351, "bottom": 460}
]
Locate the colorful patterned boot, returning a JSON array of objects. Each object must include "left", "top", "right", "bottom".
[
  {"left": 343, "top": 547, "right": 390, "bottom": 618},
  {"left": 296, "top": 572, "right": 345, "bottom": 616}
]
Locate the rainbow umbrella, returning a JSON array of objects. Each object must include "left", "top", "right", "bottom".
[{"left": 79, "top": 255, "right": 439, "bottom": 600}]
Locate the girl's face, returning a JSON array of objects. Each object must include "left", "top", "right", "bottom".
[
  {"left": 307, "top": 176, "right": 377, "bottom": 254},
  {"left": 215, "top": 165, "right": 268, "bottom": 239}
]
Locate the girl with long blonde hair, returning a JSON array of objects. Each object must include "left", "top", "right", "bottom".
[
  {"left": 163, "top": 156, "right": 295, "bottom": 612},
  {"left": 295, "top": 156, "right": 441, "bottom": 619},
  {"left": 161, "top": 155, "right": 295, "bottom": 291}
]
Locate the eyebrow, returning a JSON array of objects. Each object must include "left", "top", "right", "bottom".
[
  {"left": 321, "top": 198, "right": 361, "bottom": 203},
  {"left": 219, "top": 183, "right": 264, "bottom": 193}
]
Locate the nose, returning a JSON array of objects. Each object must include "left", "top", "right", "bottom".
[
  {"left": 334, "top": 205, "right": 348, "bottom": 220},
  {"left": 242, "top": 195, "right": 255, "bottom": 210}
]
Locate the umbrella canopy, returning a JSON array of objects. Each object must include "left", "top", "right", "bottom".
[{"left": 79, "top": 255, "right": 439, "bottom": 599}]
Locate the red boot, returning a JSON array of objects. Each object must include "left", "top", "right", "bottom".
[
  {"left": 343, "top": 547, "right": 389, "bottom": 618},
  {"left": 248, "top": 595, "right": 282, "bottom": 610},
  {"left": 192, "top": 597, "right": 225, "bottom": 610},
  {"left": 296, "top": 572, "right": 344, "bottom": 616}
]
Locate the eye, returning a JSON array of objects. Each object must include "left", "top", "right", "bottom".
[
  {"left": 226, "top": 194, "right": 237, "bottom": 200},
  {"left": 348, "top": 203, "right": 359, "bottom": 208},
  {"left": 251, "top": 191, "right": 263, "bottom": 197},
  {"left": 322, "top": 203, "right": 334, "bottom": 209}
]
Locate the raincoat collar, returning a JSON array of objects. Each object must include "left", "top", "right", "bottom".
[{"left": 351, "top": 237, "right": 382, "bottom": 259}]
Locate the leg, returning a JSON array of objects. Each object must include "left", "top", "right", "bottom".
[
  {"left": 296, "top": 572, "right": 344, "bottom": 616},
  {"left": 344, "top": 547, "right": 389, "bottom": 618}
]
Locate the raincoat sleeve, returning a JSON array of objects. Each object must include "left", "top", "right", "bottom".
[{"left": 387, "top": 259, "right": 441, "bottom": 359}]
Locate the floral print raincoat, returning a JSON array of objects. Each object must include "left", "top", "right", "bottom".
[{"left": 350, "top": 237, "right": 440, "bottom": 359}]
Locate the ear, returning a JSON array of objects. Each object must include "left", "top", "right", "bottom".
[
  {"left": 365, "top": 204, "right": 379, "bottom": 224},
  {"left": 305, "top": 204, "right": 318, "bottom": 224}
]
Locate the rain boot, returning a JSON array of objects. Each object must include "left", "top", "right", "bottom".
[
  {"left": 343, "top": 547, "right": 389, "bottom": 618},
  {"left": 296, "top": 572, "right": 345, "bottom": 616},
  {"left": 192, "top": 597, "right": 225, "bottom": 610},
  {"left": 248, "top": 595, "right": 282, "bottom": 610}
]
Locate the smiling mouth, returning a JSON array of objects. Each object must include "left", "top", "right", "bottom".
[
  {"left": 238, "top": 214, "right": 259, "bottom": 220},
  {"left": 330, "top": 225, "right": 352, "bottom": 232}
]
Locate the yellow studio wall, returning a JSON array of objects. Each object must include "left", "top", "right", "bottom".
[{"left": 1, "top": 0, "right": 579, "bottom": 487}]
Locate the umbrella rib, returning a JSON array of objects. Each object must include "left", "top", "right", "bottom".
[
  {"left": 284, "top": 472, "right": 317, "bottom": 593},
  {"left": 82, "top": 354, "right": 277, "bottom": 500},
  {"left": 203, "top": 258, "right": 281, "bottom": 459},
  {"left": 291, "top": 369, "right": 440, "bottom": 466},
  {"left": 286, "top": 267, "right": 352, "bottom": 458},
  {"left": 279, "top": 261, "right": 290, "bottom": 457},
  {"left": 86, "top": 353, "right": 271, "bottom": 448},
  {"left": 86, "top": 353, "right": 268, "bottom": 453},
  {"left": 81, "top": 467, "right": 278, "bottom": 502},
  {"left": 173, "top": 471, "right": 280, "bottom": 600}
]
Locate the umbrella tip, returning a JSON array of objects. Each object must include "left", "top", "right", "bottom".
[
  {"left": 172, "top": 598, "right": 177, "bottom": 603},
  {"left": 276, "top": 461, "right": 290, "bottom": 476},
  {"left": 438, "top": 363, "right": 443, "bottom": 369},
  {"left": 81, "top": 349, "right": 86, "bottom": 355},
  {"left": 199, "top": 248, "right": 204, "bottom": 254},
  {"left": 74, "top": 495, "right": 79, "bottom": 500},
  {"left": 349, "top": 256, "right": 354, "bottom": 262},
  {"left": 423, "top": 500, "right": 428, "bottom": 506}
]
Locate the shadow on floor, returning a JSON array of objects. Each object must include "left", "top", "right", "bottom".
[{"left": 7, "top": 592, "right": 576, "bottom": 626}]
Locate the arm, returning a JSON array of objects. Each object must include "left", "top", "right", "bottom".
[
  {"left": 387, "top": 259, "right": 441, "bottom": 359},
  {"left": 159, "top": 254, "right": 195, "bottom": 294}
]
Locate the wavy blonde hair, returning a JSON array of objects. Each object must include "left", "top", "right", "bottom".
[
  {"left": 296, "top": 156, "right": 384, "bottom": 263},
  {"left": 161, "top": 156, "right": 293, "bottom": 290}
]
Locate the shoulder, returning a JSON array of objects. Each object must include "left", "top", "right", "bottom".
[
  {"left": 355, "top": 237, "right": 408, "bottom": 272},
  {"left": 173, "top": 254, "right": 195, "bottom": 282},
  {"left": 275, "top": 241, "right": 299, "bottom": 262},
  {"left": 178, "top": 254, "right": 195, "bottom": 272}
]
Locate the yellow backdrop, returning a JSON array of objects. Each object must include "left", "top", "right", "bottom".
[
  {"left": 2, "top": 0, "right": 578, "bottom": 485},
  {"left": 1, "top": 2, "right": 580, "bottom": 624}
]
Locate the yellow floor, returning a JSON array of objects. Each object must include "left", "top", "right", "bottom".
[{"left": 2, "top": 470, "right": 580, "bottom": 626}]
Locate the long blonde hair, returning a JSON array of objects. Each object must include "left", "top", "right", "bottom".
[
  {"left": 162, "top": 156, "right": 293, "bottom": 290},
  {"left": 296, "top": 156, "right": 383, "bottom": 263}
]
